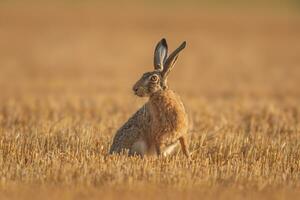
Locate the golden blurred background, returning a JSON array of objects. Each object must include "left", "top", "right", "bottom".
[{"left": 0, "top": 0, "right": 299, "bottom": 99}]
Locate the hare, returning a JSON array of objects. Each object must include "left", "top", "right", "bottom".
[{"left": 109, "top": 38, "right": 190, "bottom": 158}]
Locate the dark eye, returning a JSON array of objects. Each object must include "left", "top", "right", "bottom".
[{"left": 150, "top": 75, "right": 158, "bottom": 82}]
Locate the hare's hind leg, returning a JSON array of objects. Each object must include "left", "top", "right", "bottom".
[
  {"left": 130, "top": 139, "right": 147, "bottom": 156},
  {"left": 179, "top": 136, "right": 190, "bottom": 158}
]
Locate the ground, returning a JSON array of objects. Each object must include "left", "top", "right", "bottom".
[{"left": 0, "top": 1, "right": 300, "bottom": 199}]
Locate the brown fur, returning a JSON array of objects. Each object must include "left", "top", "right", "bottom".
[
  {"left": 148, "top": 90, "right": 188, "bottom": 148},
  {"left": 109, "top": 104, "right": 151, "bottom": 155},
  {"left": 109, "top": 90, "right": 189, "bottom": 157},
  {"left": 109, "top": 38, "right": 190, "bottom": 157}
]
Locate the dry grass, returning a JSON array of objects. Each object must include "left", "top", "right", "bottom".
[{"left": 0, "top": 2, "right": 300, "bottom": 200}]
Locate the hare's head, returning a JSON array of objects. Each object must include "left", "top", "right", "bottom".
[{"left": 133, "top": 38, "right": 186, "bottom": 97}]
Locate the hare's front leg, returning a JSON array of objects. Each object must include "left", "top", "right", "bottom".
[{"left": 179, "top": 136, "right": 190, "bottom": 158}]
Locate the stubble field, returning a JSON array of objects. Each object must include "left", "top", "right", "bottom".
[{"left": 0, "top": 2, "right": 300, "bottom": 199}]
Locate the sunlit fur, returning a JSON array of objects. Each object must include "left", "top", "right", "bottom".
[
  {"left": 109, "top": 39, "right": 190, "bottom": 158},
  {"left": 109, "top": 81, "right": 189, "bottom": 157}
]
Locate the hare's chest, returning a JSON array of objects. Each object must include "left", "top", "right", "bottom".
[
  {"left": 148, "top": 91, "right": 188, "bottom": 142},
  {"left": 149, "top": 106, "right": 185, "bottom": 140}
]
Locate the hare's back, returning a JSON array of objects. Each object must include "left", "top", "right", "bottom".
[
  {"left": 109, "top": 105, "right": 149, "bottom": 154},
  {"left": 109, "top": 124, "right": 141, "bottom": 154}
]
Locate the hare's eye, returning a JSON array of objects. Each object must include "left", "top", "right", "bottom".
[{"left": 150, "top": 75, "right": 158, "bottom": 82}]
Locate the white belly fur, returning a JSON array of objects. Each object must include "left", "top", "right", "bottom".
[
  {"left": 131, "top": 139, "right": 179, "bottom": 157},
  {"left": 162, "top": 142, "right": 179, "bottom": 157}
]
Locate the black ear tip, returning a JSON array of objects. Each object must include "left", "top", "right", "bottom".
[
  {"left": 182, "top": 41, "right": 187, "bottom": 48},
  {"left": 161, "top": 38, "right": 167, "bottom": 45}
]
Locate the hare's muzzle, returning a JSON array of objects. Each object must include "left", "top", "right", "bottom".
[
  {"left": 133, "top": 86, "right": 138, "bottom": 93},
  {"left": 132, "top": 86, "right": 146, "bottom": 97},
  {"left": 133, "top": 86, "right": 141, "bottom": 96}
]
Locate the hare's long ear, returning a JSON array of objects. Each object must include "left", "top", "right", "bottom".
[
  {"left": 154, "top": 38, "right": 168, "bottom": 71},
  {"left": 161, "top": 41, "right": 186, "bottom": 78}
]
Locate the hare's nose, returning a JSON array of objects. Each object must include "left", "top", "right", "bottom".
[{"left": 133, "top": 86, "right": 138, "bottom": 93}]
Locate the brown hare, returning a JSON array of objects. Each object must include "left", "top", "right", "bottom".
[{"left": 109, "top": 38, "right": 190, "bottom": 158}]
